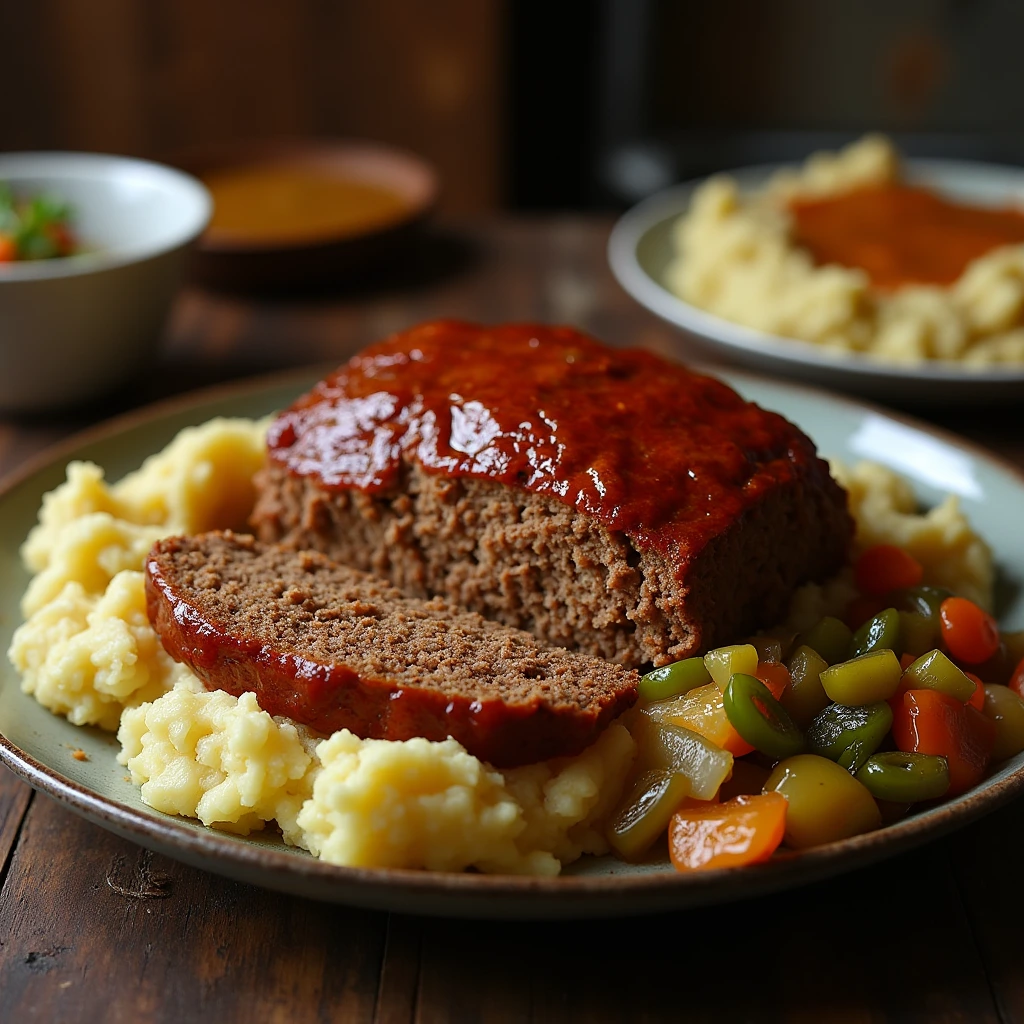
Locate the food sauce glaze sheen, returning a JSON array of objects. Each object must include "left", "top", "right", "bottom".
[{"left": 268, "top": 321, "right": 831, "bottom": 568}]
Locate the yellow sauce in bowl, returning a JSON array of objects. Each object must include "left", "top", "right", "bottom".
[{"left": 203, "top": 166, "right": 412, "bottom": 246}]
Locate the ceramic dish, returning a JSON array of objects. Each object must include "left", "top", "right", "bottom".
[
  {"left": 0, "top": 152, "right": 210, "bottom": 412},
  {"left": 608, "top": 159, "right": 1024, "bottom": 406},
  {"left": 175, "top": 140, "right": 438, "bottom": 290},
  {"left": 2, "top": 368, "right": 1023, "bottom": 919}
]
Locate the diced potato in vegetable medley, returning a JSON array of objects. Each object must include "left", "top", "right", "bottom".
[{"left": 610, "top": 544, "right": 1024, "bottom": 873}]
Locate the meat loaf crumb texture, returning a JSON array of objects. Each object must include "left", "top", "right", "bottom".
[
  {"left": 251, "top": 322, "right": 853, "bottom": 667},
  {"left": 145, "top": 531, "right": 640, "bottom": 767}
]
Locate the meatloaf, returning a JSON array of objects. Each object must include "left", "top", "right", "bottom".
[
  {"left": 251, "top": 321, "right": 852, "bottom": 667},
  {"left": 145, "top": 531, "right": 639, "bottom": 767}
]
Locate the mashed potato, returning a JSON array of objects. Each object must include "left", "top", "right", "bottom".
[
  {"left": 7, "top": 417, "right": 997, "bottom": 875},
  {"left": 784, "top": 459, "right": 993, "bottom": 632},
  {"left": 668, "top": 135, "right": 1024, "bottom": 365},
  {"left": 9, "top": 418, "right": 269, "bottom": 727}
]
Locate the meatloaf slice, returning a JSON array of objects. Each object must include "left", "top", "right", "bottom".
[
  {"left": 251, "top": 322, "right": 853, "bottom": 667},
  {"left": 145, "top": 531, "right": 639, "bottom": 768}
]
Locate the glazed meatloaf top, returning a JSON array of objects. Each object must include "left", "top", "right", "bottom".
[
  {"left": 145, "top": 532, "right": 640, "bottom": 767},
  {"left": 254, "top": 322, "right": 852, "bottom": 665},
  {"left": 267, "top": 321, "right": 837, "bottom": 563}
]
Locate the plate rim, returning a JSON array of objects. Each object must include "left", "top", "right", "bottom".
[
  {"left": 3, "top": 365, "right": 1024, "bottom": 916},
  {"left": 608, "top": 157, "right": 1024, "bottom": 385}
]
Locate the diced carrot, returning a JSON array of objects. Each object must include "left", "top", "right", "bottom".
[
  {"left": 1010, "top": 657, "right": 1024, "bottom": 701},
  {"left": 855, "top": 544, "right": 924, "bottom": 596},
  {"left": 965, "top": 671, "right": 986, "bottom": 711},
  {"left": 940, "top": 597, "right": 1000, "bottom": 665},
  {"left": 900, "top": 652, "right": 917, "bottom": 671},
  {"left": 668, "top": 793, "right": 787, "bottom": 872},
  {"left": 754, "top": 662, "right": 791, "bottom": 701},
  {"left": 891, "top": 688, "right": 996, "bottom": 795}
]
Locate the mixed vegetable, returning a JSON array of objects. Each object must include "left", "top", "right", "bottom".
[
  {"left": 0, "top": 184, "right": 77, "bottom": 261},
  {"left": 609, "top": 543, "right": 1024, "bottom": 873}
]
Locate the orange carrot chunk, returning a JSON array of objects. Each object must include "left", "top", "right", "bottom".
[
  {"left": 891, "top": 688, "right": 995, "bottom": 795},
  {"left": 667, "top": 792, "right": 787, "bottom": 872},
  {"left": 939, "top": 597, "right": 1000, "bottom": 665},
  {"left": 855, "top": 544, "right": 924, "bottom": 596}
]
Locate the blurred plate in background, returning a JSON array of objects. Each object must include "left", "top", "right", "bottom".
[
  {"left": 178, "top": 139, "right": 438, "bottom": 291},
  {"left": 608, "top": 160, "right": 1024, "bottom": 405}
]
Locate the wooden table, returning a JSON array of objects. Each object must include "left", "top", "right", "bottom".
[{"left": 2, "top": 218, "right": 1023, "bottom": 1023}]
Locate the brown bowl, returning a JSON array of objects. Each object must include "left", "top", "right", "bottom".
[{"left": 175, "top": 139, "right": 438, "bottom": 290}]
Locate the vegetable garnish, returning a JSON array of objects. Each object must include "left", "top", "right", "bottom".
[{"left": 0, "top": 184, "right": 78, "bottom": 262}]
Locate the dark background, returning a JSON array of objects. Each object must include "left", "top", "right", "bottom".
[{"left": 3, "top": 0, "right": 1024, "bottom": 211}]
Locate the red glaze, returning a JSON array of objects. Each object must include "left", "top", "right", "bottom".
[
  {"left": 144, "top": 545, "right": 637, "bottom": 768},
  {"left": 267, "top": 321, "right": 835, "bottom": 573}
]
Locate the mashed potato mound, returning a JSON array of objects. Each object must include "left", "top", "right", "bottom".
[
  {"left": 785, "top": 459, "right": 994, "bottom": 631},
  {"left": 7, "top": 413, "right": 998, "bottom": 876},
  {"left": 118, "top": 683, "right": 316, "bottom": 845},
  {"left": 10, "top": 418, "right": 269, "bottom": 727},
  {"left": 668, "top": 135, "right": 1024, "bottom": 366},
  {"left": 298, "top": 731, "right": 556, "bottom": 875},
  {"left": 833, "top": 460, "right": 994, "bottom": 610},
  {"left": 9, "top": 571, "right": 191, "bottom": 730}
]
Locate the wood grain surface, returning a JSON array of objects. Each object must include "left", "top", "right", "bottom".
[
  {"left": 1, "top": 217, "right": 1022, "bottom": 1023},
  {"left": 0, "top": 0, "right": 502, "bottom": 214}
]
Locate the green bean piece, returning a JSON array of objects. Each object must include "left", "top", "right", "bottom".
[
  {"left": 748, "top": 635, "right": 783, "bottom": 665},
  {"left": 848, "top": 608, "right": 902, "bottom": 659},
  {"left": 723, "top": 673, "right": 804, "bottom": 760},
  {"left": 899, "top": 611, "right": 940, "bottom": 658},
  {"left": 902, "top": 649, "right": 975, "bottom": 702},
  {"left": 801, "top": 616, "right": 853, "bottom": 666},
  {"left": 806, "top": 701, "right": 894, "bottom": 773},
  {"left": 639, "top": 658, "right": 712, "bottom": 703},
  {"left": 821, "top": 649, "right": 903, "bottom": 705},
  {"left": 704, "top": 644, "right": 759, "bottom": 689},
  {"left": 783, "top": 644, "right": 831, "bottom": 728},
  {"left": 855, "top": 752, "right": 951, "bottom": 802}
]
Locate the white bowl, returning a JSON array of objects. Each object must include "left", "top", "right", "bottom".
[
  {"left": 608, "top": 159, "right": 1024, "bottom": 405},
  {"left": 0, "top": 152, "right": 211, "bottom": 412}
]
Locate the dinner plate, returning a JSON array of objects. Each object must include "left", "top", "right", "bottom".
[
  {"left": 2, "top": 368, "right": 1024, "bottom": 919},
  {"left": 608, "top": 159, "right": 1024, "bottom": 405}
]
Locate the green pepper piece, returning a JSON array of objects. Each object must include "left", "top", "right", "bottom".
[
  {"left": 801, "top": 616, "right": 853, "bottom": 666},
  {"left": 782, "top": 644, "right": 831, "bottom": 728},
  {"left": 607, "top": 769, "right": 691, "bottom": 860},
  {"left": 856, "top": 752, "right": 950, "bottom": 802},
  {"left": 638, "top": 657, "right": 712, "bottom": 703},
  {"left": 1004, "top": 630, "right": 1024, "bottom": 668},
  {"left": 821, "top": 649, "right": 903, "bottom": 705},
  {"left": 806, "top": 701, "right": 894, "bottom": 773},
  {"left": 723, "top": 673, "right": 804, "bottom": 760},
  {"left": 899, "top": 611, "right": 940, "bottom": 658},
  {"left": 849, "top": 607, "right": 902, "bottom": 659},
  {"left": 902, "top": 649, "right": 974, "bottom": 702}
]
